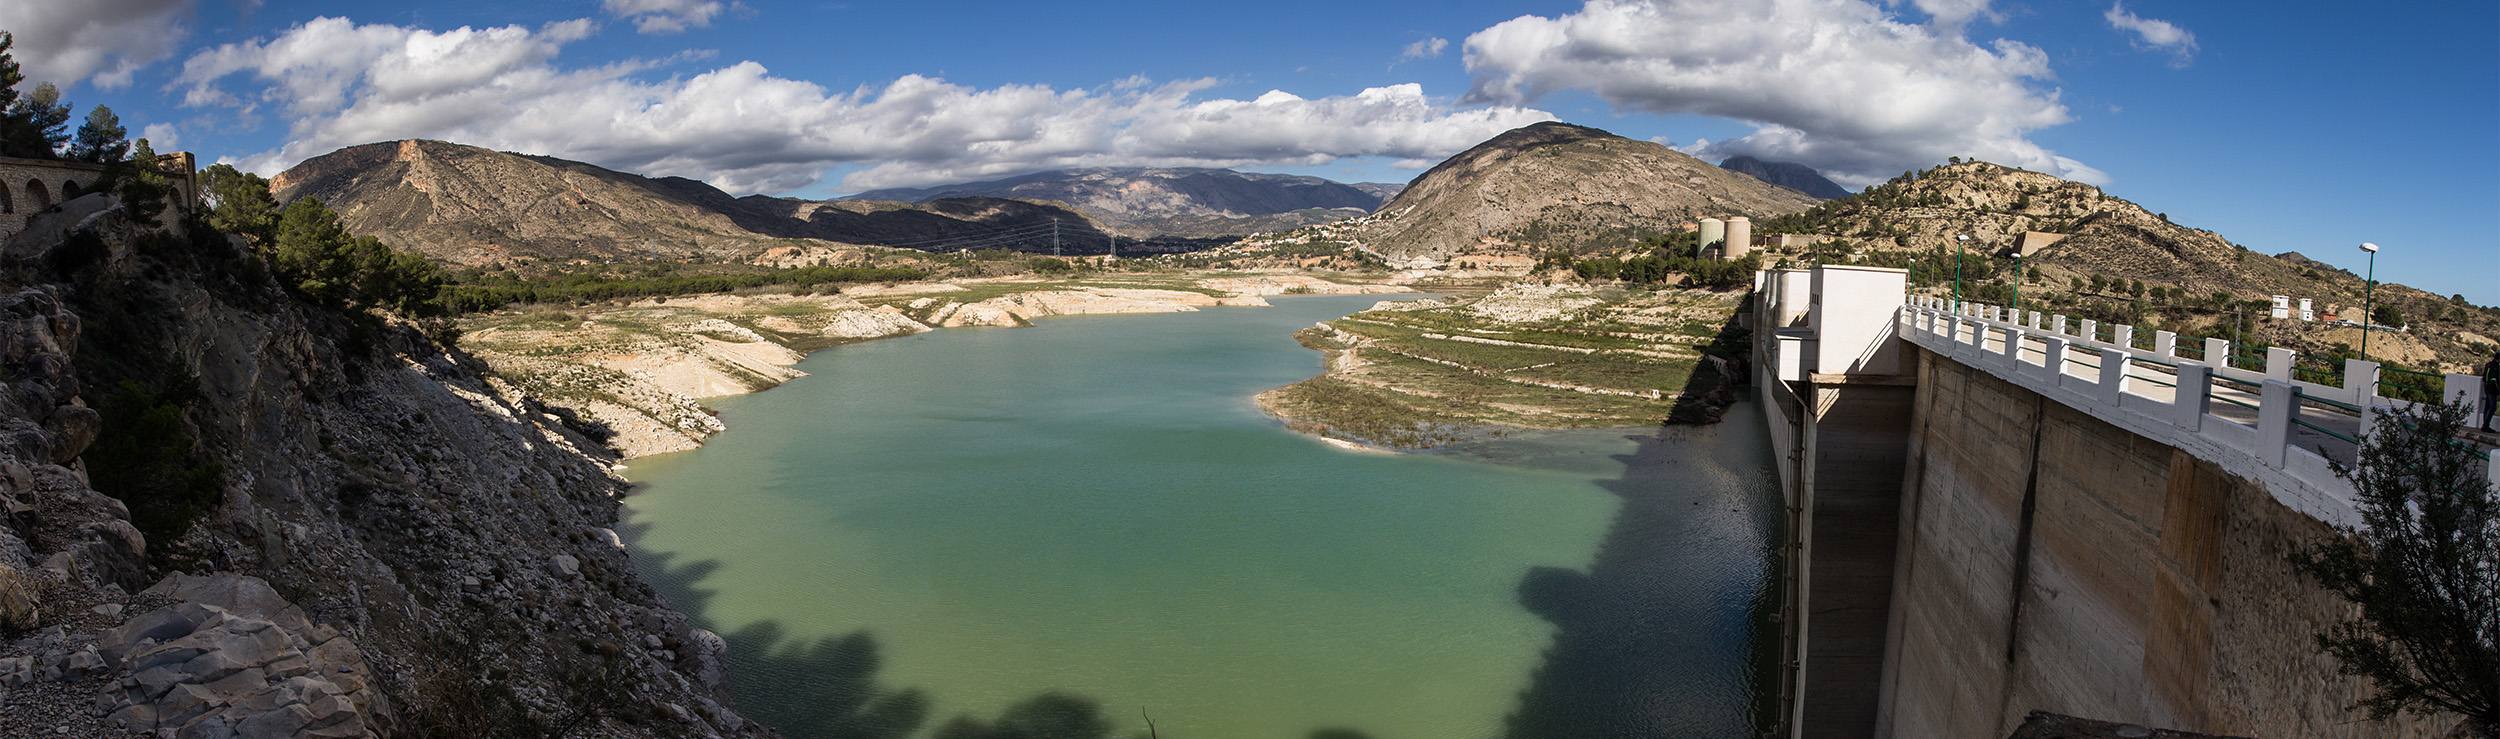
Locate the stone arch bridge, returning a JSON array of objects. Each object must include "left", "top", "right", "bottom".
[{"left": 0, "top": 153, "right": 200, "bottom": 242}]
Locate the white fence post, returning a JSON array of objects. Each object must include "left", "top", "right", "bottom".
[
  {"left": 2154, "top": 330, "right": 2177, "bottom": 358},
  {"left": 2343, "top": 359, "right": 2378, "bottom": 407},
  {"left": 2265, "top": 347, "right": 2296, "bottom": 381},
  {"left": 2002, "top": 326, "right": 2025, "bottom": 365},
  {"left": 2028, "top": 311, "right": 2043, "bottom": 330},
  {"left": 2355, "top": 363, "right": 2383, "bottom": 441},
  {"left": 2043, "top": 337, "right": 2070, "bottom": 383},
  {"left": 2256, "top": 380, "right": 2299, "bottom": 466},
  {"left": 2098, "top": 347, "right": 2129, "bottom": 403},
  {"left": 2203, "top": 338, "right": 2231, "bottom": 368},
  {"left": 2447, "top": 373, "right": 2487, "bottom": 429},
  {"left": 2113, "top": 325, "right": 2135, "bottom": 350},
  {"left": 2052, "top": 315, "right": 2068, "bottom": 335},
  {"left": 2174, "top": 364, "right": 2212, "bottom": 430},
  {"left": 2079, "top": 319, "right": 2098, "bottom": 343}
]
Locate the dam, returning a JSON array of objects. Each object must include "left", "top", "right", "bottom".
[{"left": 1750, "top": 266, "right": 2496, "bottom": 738}]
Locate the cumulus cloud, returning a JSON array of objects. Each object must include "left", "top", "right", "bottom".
[
  {"left": 2104, "top": 2, "right": 2197, "bottom": 68},
  {"left": 1462, "top": 0, "right": 2105, "bottom": 187},
  {"left": 139, "top": 122, "right": 180, "bottom": 150},
  {"left": 0, "top": 0, "right": 194, "bottom": 89},
  {"left": 1400, "top": 36, "right": 1449, "bottom": 61},
  {"left": 179, "top": 17, "right": 1554, "bottom": 193},
  {"left": 602, "top": 0, "right": 727, "bottom": 34}
]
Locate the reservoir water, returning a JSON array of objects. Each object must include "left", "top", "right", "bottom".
[{"left": 623, "top": 294, "right": 1780, "bottom": 738}]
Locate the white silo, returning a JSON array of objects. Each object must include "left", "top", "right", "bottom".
[
  {"left": 1725, "top": 217, "right": 1753, "bottom": 259},
  {"left": 1698, "top": 218, "right": 1726, "bottom": 255}
]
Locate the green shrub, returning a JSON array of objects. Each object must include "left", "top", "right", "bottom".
[{"left": 85, "top": 379, "right": 224, "bottom": 544}]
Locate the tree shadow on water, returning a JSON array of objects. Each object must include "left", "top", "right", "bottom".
[
  {"left": 625, "top": 518, "right": 927, "bottom": 738},
  {"left": 1499, "top": 425, "right": 1769, "bottom": 739},
  {"left": 626, "top": 518, "right": 1145, "bottom": 739}
]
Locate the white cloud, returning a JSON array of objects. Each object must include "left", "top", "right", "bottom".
[
  {"left": 180, "top": 17, "right": 1555, "bottom": 193},
  {"left": 602, "top": 0, "right": 727, "bottom": 34},
  {"left": 2104, "top": 2, "right": 2197, "bottom": 68},
  {"left": 139, "top": 122, "right": 179, "bottom": 150},
  {"left": 0, "top": 0, "right": 193, "bottom": 89},
  {"left": 1461, "top": 0, "right": 2104, "bottom": 187},
  {"left": 1400, "top": 36, "right": 1449, "bottom": 61}
]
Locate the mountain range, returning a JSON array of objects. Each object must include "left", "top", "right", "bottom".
[
  {"left": 1718, "top": 155, "right": 1853, "bottom": 199},
  {"left": 848, "top": 167, "right": 1399, "bottom": 238},
  {"left": 272, "top": 140, "right": 1114, "bottom": 268}
]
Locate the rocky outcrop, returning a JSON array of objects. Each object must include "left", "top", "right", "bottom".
[{"left": 0, "top": 198, "right": 765, "bottom": 736}]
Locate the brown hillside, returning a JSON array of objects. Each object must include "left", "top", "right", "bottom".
[
  {"left": 272, "top": 140, "right": 1108, "bottom": 268},
  {"left": 1358, "top": 122, "right": 1818, "bottom": 261},
  {"left": 1760, "top": 161, "right": 2500, "bottom": 370}
]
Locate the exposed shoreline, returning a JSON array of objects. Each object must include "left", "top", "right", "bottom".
[{"left": 460, "top": 270, "right": 1414, "bottom": 459}]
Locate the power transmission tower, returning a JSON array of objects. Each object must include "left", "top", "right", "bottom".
[
  {"left": 1052, "top": 219, "right": 1061, "bottom": 257},
  {"left": 1109, "top": 233, "right": 1118, "bottom": 260}
]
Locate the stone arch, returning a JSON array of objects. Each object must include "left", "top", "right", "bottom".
[
  {"left": 61, "top": 179, "right": 82, "bottom": 200},
  {"left": 25, "top": 179, "right": 51, "bottom": 210}
]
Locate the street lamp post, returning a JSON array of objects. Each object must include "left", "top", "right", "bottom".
[
  {"left": 2358, "top": 242, "right": 2380, "bottom": 360},
  {"left": 1954, "top": 234, "right": 1968, "bottom": 312}
]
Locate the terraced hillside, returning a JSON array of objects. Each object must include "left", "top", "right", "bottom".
[{"left": 1258, "top": 284, "right": 1748, "bottom": 448}]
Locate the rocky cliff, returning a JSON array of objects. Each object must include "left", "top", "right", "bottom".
[
  {"left": 1355, "top": 122, "right": 1818, "bottom": 261},
  {"left": 0, "top": 195, "right": 764, "bottom": 737},
  {"left": 848, "top": 167, "right": 1387, "bottom": 238},
  {"left": 272, "top": 140, "right": 1107, "bottom": 269}
]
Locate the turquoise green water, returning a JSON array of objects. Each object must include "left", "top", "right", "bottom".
[{"left": 623, "top": 295, "right": 1779, "bottom": 738}]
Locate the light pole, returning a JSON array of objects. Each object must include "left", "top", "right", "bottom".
[
  {"left": 2358, "top": 242, "right": 2380, "bottom": 360},
  {"left": 1953, "top": 234, "right": 1968, "bottom": 312}
]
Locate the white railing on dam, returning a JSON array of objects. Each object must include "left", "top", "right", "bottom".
[{"left": 1899, "top": 297, "right": 2499, "bottom": 529}]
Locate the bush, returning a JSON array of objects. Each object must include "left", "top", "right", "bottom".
[
  {"left": 85, "top": 379, "right": 224, "bottom": 544},
  {"left": 2293, "top": 401, "right": 2498, "bottom": 733},
  {"left": 435, "top": 264, "right": 930, "bottom": 314},
  {"left": 1572, "top": 253, "right": 1759, "bottom": 290},
  {"left": 272, "top": 198, "right": 448, "bottom": 317}
]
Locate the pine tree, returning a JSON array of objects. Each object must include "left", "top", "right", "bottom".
[
  {"left": 112, "top": 138, "right": 171, "bottom": 221},
  {"left": 0, "top": 32, "right": 23, "bottom": 118},
  {"left": 274, "top": 197, "right": 355, "bottom": 305},
  {"left": 3, "top": 81, "right": 72, "bottom": 157},
  {"left": 201, "top": 163, "right": 280, "bottom": 243},
  {"left": 69, "top": 105, "right": 128, "bottom": 163}
]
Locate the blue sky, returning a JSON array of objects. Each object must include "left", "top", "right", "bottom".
[{"left": 4, "top": 0, "right": 2493, "bottom": 301}]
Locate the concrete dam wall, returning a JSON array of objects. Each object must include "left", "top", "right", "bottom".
[{"left": 1875, "top": 347, "right": 2453, "bottom": 738}]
